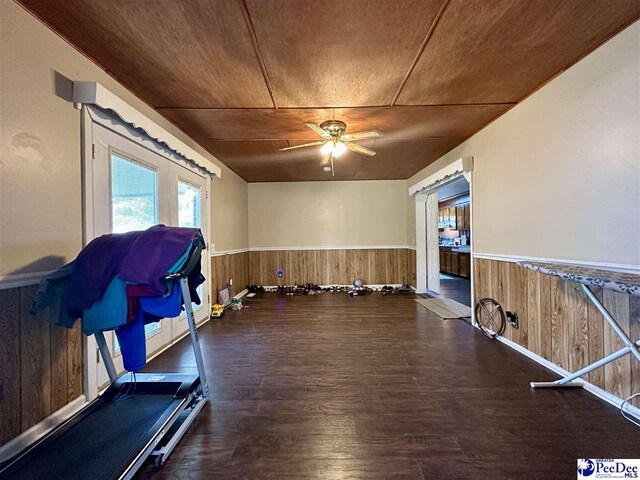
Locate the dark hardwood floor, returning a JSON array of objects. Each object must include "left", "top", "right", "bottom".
[
  {"left": 436, "top": 274, "right": 472, "bottom": 307},
  {"left": 139, "top": 292, "right": 639, "bottom": 480}
]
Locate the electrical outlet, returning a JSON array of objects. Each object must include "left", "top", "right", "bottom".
[
  {"left": 506, "top": 311, "right": 519, "bottom": 329},
  {"left": 229, "top": 278, "right": 233, "bottom": 286},
  {"left": 210, "top": 242, "right": 215, "bottom": 252}
]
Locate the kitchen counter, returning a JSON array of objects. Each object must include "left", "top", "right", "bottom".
[{"left": 439, "top": 245, "right": 471, "bottom": 253}]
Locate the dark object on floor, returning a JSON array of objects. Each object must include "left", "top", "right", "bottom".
[
  {"left": 246, "top": 285, "right": 265, "bottom": 294},
  {"left": 348, "top": 286, "right": 368, "bottom": 296}
]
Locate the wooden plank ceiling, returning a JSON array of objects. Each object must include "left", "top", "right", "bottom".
[{"left": 19, "top": 0, "right": 640, "bottom": 181}]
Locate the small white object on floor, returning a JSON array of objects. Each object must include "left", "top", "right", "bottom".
[
  {"left": 439, "top": 273, "right": 456, "bottom": 280},
  {"left": 245, "top": 292, "right": 256, "bottom": 298}
]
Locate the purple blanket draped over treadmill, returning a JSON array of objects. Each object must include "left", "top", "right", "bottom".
[
  {"left": 119, "top": 225, "right": 200, "bottom": 295},
  {"left": 67, "top": 225, "right": 199, "bottom": 312}
]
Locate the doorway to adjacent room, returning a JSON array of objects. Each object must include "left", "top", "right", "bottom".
[
  {"left": 433, "top": 177, "right": 471, "bottom": 306},
  {"left": 426, "top": 177, "right": 471, "bottom": 307},
  {"left": 411, "top": 157, "right": 474, "bottom": 315}
]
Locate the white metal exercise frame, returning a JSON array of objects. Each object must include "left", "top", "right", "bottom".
[
  {"left": 94, "top": 276, "right": 208, "bottom": 471},
  {"left": 530, "top": 283, "right": 640, "bottom": 389}
]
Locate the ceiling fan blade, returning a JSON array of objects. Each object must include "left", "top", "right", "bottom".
[
  {"left": 342, "top": 130, "right": 383, "bottom": 141},
  {"left": 320, "top": 151, "right": 332, "bottom": 165},
  {"left": 279, "top": 140, "right": 325, "bottom": 151},
  {"left": 304, "top": 122, "right": 330, "bottom": 138},
  {"left": 346, "top": 142, "right": 377, "bottom": 156}
]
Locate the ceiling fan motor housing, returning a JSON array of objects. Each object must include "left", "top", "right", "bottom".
[{"left": 320, "top": 120, "right": 347, "bottom": 137}]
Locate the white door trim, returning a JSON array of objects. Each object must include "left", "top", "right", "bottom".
[
  {"left": 415, "top": 193, "right": 428, "bottom": 293},
  {"left": 411, "top": 158, "right": 475, "bottom": 316},
  {"left": 426, "top": 192, "right": 440, "bottom": 294},
  {"left": 81, "top": 106, "right": 211, "bottom": 401}
]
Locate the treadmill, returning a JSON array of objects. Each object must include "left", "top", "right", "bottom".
[{"left": 0, "top": 238, "right": 209, "bottom": 480}]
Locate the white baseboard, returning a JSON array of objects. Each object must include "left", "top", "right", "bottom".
[
  {"left": 233, "top": 288, "right": 248, "bottom": 299},
  {"left": 0, "top": 394, "right": 87, "bottom": 462},
  {"left": 259, "top": 283, "right": 406, "bottom": 289},
  {"left": 495, "top": 334, "right": 640, "bottom": 421}
]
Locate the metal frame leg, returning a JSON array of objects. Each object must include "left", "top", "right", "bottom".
[
  {"left": 179, "top": 278, "right": 209, "bottom": 397},
  {"left": 531, "top": 284, "right": 640, "bottom": 389},
  {"left": 95, "top": 331, "right": 118, "bottom": 384},
  {"left": 581, "top": 284, "right": 640, "bottom": 361}
]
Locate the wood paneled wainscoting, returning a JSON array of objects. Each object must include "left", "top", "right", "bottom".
[
  {"left": 210, "top": 251, "right": 250, "bottom": 300},
  {"left": 474, "top": 258, "right": 640, "bottom": 406},
  {"left": 249, "top": 248, "right": 416, "bottom": 287},
  {"left": 0, "top": 285, "right": 83, "bottom": 446}
]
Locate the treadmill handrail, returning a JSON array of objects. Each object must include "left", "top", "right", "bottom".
[{"left": 161, "top": 235, "right": 206, "bottom": 283}]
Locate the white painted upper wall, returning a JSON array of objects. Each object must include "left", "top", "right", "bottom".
[
  {"left": 248, "top": 181, "right": 407, "bottom": 248},
  {"left": 407, "top": 21, "right": 640, "bottom": 267},
  {"left": 0, "top": 2, "right": 249, "bottom": 275}
]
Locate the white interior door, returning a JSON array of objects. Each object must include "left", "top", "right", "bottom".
[{"left": 426, "top": 192, "right": 440, "bottom": 294}]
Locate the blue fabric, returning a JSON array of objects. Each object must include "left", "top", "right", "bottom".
[
  {"left": 30, "top": 261, "right": 78, "bottom": 328},
  {"left": 82, "top": 276, "right": 128, "bottom": 335},
  {"left": 167, "top": 242, "right": 193, "bottom": 275},
  {"left": 115, "top": 282, "right": 181, "bottom": 372},
  {"left": 115, "top": 308, "right": 146, "bottom": 372},
  {"left": 139, "top": 282, "right": 182, "bottom": 318}
]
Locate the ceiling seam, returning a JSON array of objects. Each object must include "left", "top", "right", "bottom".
[
  {"left": 238, "top": 0, "right": 278, "bottom": 109},
  {"left": 155, "top": 102, "right": 516, "bottom": 110},
  {"left": 390, "top": 0, "right": 450, "bottom": 107},
  {"left": 202, "top": 136, "right": 469, "bottom": 142}
]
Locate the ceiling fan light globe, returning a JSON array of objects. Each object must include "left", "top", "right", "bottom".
[
  {"left": 320, "top": 141, "right": 333, "bottom": 155},
  {"left": 332, "top": 141, "right": 347, "bottom": 157}
]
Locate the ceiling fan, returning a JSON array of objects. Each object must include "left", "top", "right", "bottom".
[{"left": 279, "top": 120, "right": 383, "bottom": 175}]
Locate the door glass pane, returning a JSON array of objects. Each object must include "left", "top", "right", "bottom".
[
  {"left": 111, "top": 153, "right": 158, "bottom": 233},
  {"left": 178, "top": 180, "right": 203, "bottom": 310},
  {"left": 111, "top": 153, "right": 160, "bottom": 345},
  {"left": 178, "top": 181, "right": 200, "bottom": 228}
]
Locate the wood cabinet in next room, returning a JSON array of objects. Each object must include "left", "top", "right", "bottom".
[{"left": 439, "top": 248, "right": 470, "bottom": 279}]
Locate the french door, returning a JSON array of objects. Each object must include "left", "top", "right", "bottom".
[
  {"left": 90, "top": 123, "right": 209, "bottom": 389},
  {"left": 169, "top": 162, "right": 208, "bottom": 337}
]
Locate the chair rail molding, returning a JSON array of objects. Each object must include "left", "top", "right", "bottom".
[
  {"left": 473, "top": 252, "right": 640, "bottom": 274},
  {"left": 0, "top": 270, "right": 55, "bottom": 290}
]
